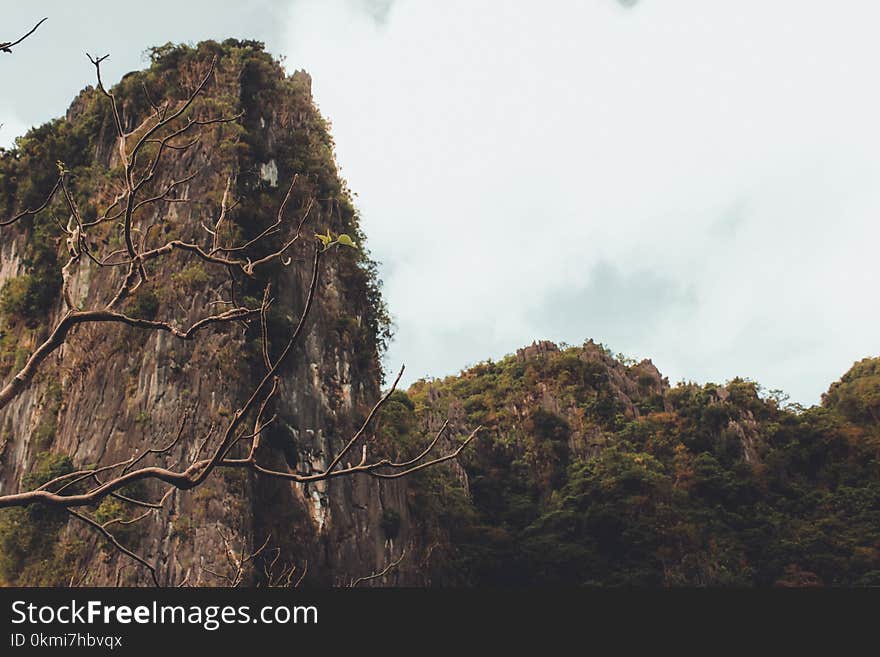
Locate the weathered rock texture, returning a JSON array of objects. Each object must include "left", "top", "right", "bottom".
[
  {"left": 0, "top": 41, "right": 415, "bottom": 586},
  {"left": 400, "top": 341, "right": 880, "bottom": 586}
]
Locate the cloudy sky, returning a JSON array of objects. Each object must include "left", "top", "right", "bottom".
[{"left": 2, "top": 1, "right": 879, "bottom": 404}]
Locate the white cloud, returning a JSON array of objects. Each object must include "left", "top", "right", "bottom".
[
  {"left": 272, "top": 3, "right": 880, "bottom": 401},
  {"left": 286, "top": 0, "right": 880, "bottom": 402},
  {"left": 1, "top": 1, "right": 876, "bottom": 404},
  {"left": 2, "top": 3, "right": 873, "bottom": 402}
]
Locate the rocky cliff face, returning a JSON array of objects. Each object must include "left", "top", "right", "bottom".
[
  {"left": 3, "top": 40, "right": 878, "bottom": 589},
  {"left": 415, "top": 339, "right": 764, "bottom": 471},
  {"left": 399, "top": 341, "right": 880, "bottom": 586},
  {"left": 0, "top": 41, "right": 416, "bottom": 586}
]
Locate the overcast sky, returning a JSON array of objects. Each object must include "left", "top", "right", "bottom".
[{"left": 2, "top": 1, "right": 879, "bottom": 404}]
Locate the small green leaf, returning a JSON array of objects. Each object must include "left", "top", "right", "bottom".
[
  {"left": 315, "top": 232, "right": 332, "bottom": 247},
  {"left": 336, "top": 234, "right": 356, "bottom": 248}
]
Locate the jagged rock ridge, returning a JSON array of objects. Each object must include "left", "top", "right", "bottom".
[{"left": 394, "top": 340, "right": 880, "bottom": 586}]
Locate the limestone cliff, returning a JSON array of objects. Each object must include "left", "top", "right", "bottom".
[
  {"left": 397, "top": 341, "right": 880, "bottom": 586},
  {"left": 3, "top": 40, "right": 877, "bottom": 589},
  {"left": 0, "top": 40, "right": 416, "bottom": 586}
]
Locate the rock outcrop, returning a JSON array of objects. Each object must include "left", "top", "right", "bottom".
[{"left": 0, "top": 41, "right": 414, "bottom": 586}]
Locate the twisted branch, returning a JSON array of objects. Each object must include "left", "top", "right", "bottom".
[
  {"left": 0, "top": 48, "right": 479, "bottom": 587},
  {"left": 1, "top": 17, "right": 47, "bottom": 54}
]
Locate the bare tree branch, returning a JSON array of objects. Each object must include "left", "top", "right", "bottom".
[
  {"left": 351, "top": 549, "right": 408, "bottom": 587},
  {"left": 0, "top": 49, "right": 480, "bottom": 587},
  {"left": 1, "top": 17, "right": 47, "bottom": 54},
  {"left": 0, "top": 176, "right": 62, "bottom": 226},
  {"left": 67, "top": 508, "right": 159, "bottom": 586},
  {"left": 0, "top": 306, "right": 259, "bottom": 411}
]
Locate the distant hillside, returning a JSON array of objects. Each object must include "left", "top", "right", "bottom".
[{"left": 377, "top": 340, "right": 880, "bottom": 586}]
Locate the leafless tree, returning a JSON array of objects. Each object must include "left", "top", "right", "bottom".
[
  {"left": 0, "top": 51, "right": 479, "bottom": 585},
  {"left": 350, "top": 548, "right": 408, "bottom": 587},
  {"left": 199, "top": 529, "right": 307, "bottom": 587}
]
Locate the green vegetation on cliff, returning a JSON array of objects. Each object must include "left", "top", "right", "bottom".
[
  {"left": 0, "top": 39, "right": 393, "bottom": 586},
  {"left": 1, "top": 37, "right": 877, "bottom": 588},
  {"left": 384, "top": 342, "right": 880, "bottom": 586},
  {"left": 0, "top": 452, "right": 81, "bottom": 585},
  {"left": 0, "top": 39, "right": 391, "bottom": 370}
]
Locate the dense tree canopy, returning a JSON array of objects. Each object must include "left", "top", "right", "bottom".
[{"left": 385, "top": 346, "right": 880, "bottom": 586}]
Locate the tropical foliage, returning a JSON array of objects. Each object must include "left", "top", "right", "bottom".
[{"left": 386, "top": 344, "right": 880, "bottom": 586}]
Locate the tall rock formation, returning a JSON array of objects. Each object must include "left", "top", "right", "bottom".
[
  {"left": 0, "top": 40, "right": 417, "bottom": 586},
  {"left": 399, "top": 342, "right": 880, "bottom": 586}
]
